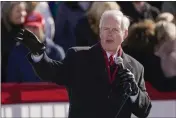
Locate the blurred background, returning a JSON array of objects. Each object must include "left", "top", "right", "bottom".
[
  {"left": 1, "top": 1, "right": 176, "bottom": 91},
  {"left": 1, "top": 1, "right": 176, "bottom": 118}
]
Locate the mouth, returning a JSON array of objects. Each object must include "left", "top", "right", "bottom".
[{"left": 106, "top": 39, "right": 114, "bottom": 43}]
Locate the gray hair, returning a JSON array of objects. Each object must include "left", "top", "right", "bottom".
[
  {"left": 99, "top": 10, "right": 130, "bottom": 31},
  {"left": 156, "top": 12, "right": 174, "bottom": 22},
  {"left": 155, "top": 21, "right": 176, "bottom": 41}
]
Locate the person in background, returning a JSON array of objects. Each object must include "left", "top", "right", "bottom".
[
  {"left": 174, "top": 15, "right": 176, "bottom": 25},
  {"left": 123, "top": 19, "right": 156, "bottom": 58},
  {"left": 75, "top": 2, "right": 120, "bottom": 46},
  {"left": 161, "top": 1, "right": 176, "bottom": 16},
  {"left": 53, "top": 1, "right": 91, "bottom": 52},
  {"left": 7, "top": 12, "right": 65, "bottom": 82},
  {"left": 123, "top": 19, "right": 176, "bottom": 91},
  {"left": 122, "top": 19, "right": 157, "bottom": 83},
  {"left": 154, "top": 21, "right": 176, "bottom": 80},
  {"left": 1, "top": 2, "right": 27, "bottom": 82},
  {"left": 141, "top": 21, "right": 176, "bottom": 91},
  {"left": 156, "top": 12, "right": 175, "bottom": 23},
  {"left": 119, "top": 1, "right": 160, "bottom": 24},
  {"left": 147, "top": 1, "right": 163, "bottom": 10},
  {"left": 26, "top": 2, "right": 55, "bottom": 40},
  {"left": 48, "top": 1, "right": 61, "bottom": 20}
]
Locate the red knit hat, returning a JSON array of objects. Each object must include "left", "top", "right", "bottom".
[{"left": 24, "top": 11, "right": 45, "bottom": 30}]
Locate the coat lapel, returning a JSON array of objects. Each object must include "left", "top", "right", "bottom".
[
  {"left": 90, "top": 43, "right": 110, "bottom": 85},
  {"left": 89, "top": 43, "right": 133, "bottom": 85},
  {"left": 121, "top": 52, "right": 133, "bottom": 71}
]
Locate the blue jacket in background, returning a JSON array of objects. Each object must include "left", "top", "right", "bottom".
[
  {"left": 53, "top": 2, "right": 85, "bottom": 52},
  {"left": 7, "top": 38, "right": 65, "bottom": 82}
]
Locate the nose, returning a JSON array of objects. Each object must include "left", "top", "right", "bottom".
[
  {"left": 20, "top": 10, "right": 27, "bottom": 17},
  {"left": 107, "top": 29, "right": 113, "bottom": 36},
  {"left": 108, "top": 29, "right": 113, "bottom": 33}
]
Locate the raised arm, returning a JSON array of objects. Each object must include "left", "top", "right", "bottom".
[{"left": 15, "top": 29, "right": 74, "bottom": 86}]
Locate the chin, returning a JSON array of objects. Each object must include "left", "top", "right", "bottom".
[
  {"left": 18, "top": 18, "right": 25, "bottom": 24},
  {"left": 104, "top": 47, "right": 116, "bottom": 52}
]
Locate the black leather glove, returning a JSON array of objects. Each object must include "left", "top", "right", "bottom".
[
  {"left": 15, "top": 29, "right": 46, "bottom": 55},
  {"left": 113, "top": 69, "right": 139, "bottom": 96}
]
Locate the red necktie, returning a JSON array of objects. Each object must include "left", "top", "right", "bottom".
[
  {"left": 102, "top": 46, "right": 123, "bottom": 83},
  {"left": 109, "top": 55, "right": 114, "bottom": 66},
  {"left": 109, "top": 55, "right": 116, "bottom": 82}
]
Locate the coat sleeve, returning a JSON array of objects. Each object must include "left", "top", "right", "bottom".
[
  {"left": 131, "top": 66, "right": 152, "bottom": 118},
  {"left": 27, "top": 48, "right": 76, "bottom": 86}
]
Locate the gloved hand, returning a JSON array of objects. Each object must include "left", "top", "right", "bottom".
[
  {"left": 112, "top": 68, "right": 139, "bottom": 96},
  {"left": 15, "top": 29, "right": 46, "bottom": 55},
  {"left": 118, "top": 69, "right": 139, "bottom": 96}
]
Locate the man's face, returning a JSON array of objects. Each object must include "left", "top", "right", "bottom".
[{"left": 100, "top": 15, "right": 125, "bottom": 53}]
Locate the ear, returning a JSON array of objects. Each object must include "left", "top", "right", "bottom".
[
  {"left": 99, "top": 28, "right": 103, "bottom": 39},
  {"left": 123, "top": 30, "right": 128, "bottom": 41}
]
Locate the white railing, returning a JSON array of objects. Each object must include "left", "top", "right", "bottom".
[
  {"left": 1, "top": 102, "right": 69, "bottom": 118},
  {"left": 1, "top": 100, "right": 176, "bottom": 118}
]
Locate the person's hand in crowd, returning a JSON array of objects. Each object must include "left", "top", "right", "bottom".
[{"left": 15, "top": 29, "right": 46, "bottom": 55}]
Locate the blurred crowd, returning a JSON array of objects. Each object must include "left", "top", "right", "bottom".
[{"left": 1, "top": 1, "right": 176, "bottom": 91}]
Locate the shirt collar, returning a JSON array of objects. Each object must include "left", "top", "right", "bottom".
[{"left": 106, "top": 52, "right": 117, "bottom": 61}]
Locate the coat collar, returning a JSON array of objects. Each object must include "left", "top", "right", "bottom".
[
  {"left": 90, "top": 43, "right": 132, "bottom": 71},
  {"left": 89, "top": 43, "right": 133, "bottom": 85}
]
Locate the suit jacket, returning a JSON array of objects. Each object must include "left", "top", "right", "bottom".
[{"left": 27, "top": 43, "right": 152, "bottom": 118}]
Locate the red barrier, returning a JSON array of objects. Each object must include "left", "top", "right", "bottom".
[{"left": 1, "top": 82, "right": 176, "bottom": 104}]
